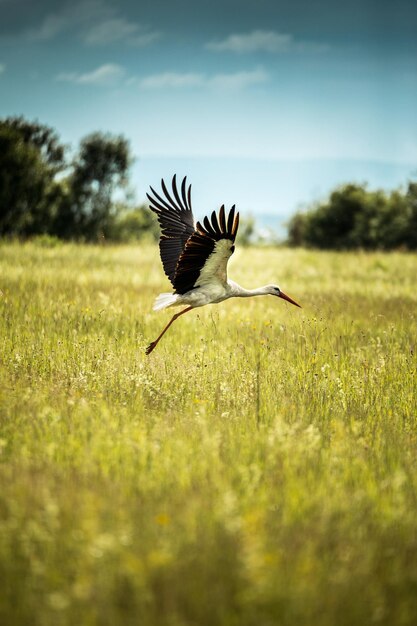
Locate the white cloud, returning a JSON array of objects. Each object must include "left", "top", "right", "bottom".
[
  {"left": 206, "top": 30, "right": 328, "bottom": 54},
  {"left": 25, "top": 0, "right": 108, "bottom": 41},
  {"left": 55, "top": 64, "right": 268, "bottom": 91},
  {"left": 57, "top": 63, "right": 126, "bottom": 86},
  {"left": 23, "top": 1, "right": 159, "bottom": 47},
  {"left": 138, "top": 68, "right": 269, "bottom": 90},
  {"left": 138, "top": 72, "right": 204, "bottom": 89},
  {"left": 209, "top": 67, "right": 268, "bottom": 90},
  {"left": 27, "top": 14, "right": 67, "bottom": 41},
  {"left": 207, "top": 31, "right": 292, "bottom": 54},
  {"left": 84, "top": 17, "right": 159, "bottom": 46}
]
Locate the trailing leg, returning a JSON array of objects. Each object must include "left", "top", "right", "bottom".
[{"left": 145, "top": 307, "right": 193, "bottom": 355}]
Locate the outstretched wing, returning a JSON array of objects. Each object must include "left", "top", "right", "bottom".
[
  {"left": 147, "top": 175, "right": 195, "bottom": 286},
  {"left": 173, "top": 205, "right": 240, "bottom": 295}
]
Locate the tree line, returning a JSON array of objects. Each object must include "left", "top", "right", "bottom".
[
  {"left": 287, "top": 182, "right": 417, "bottom": 250},
  {"left": 0, "top": 116, "right": 157, "bottom": 242},
  {"left": 1, "top": 116, "right": 416, "bottom": 249}
]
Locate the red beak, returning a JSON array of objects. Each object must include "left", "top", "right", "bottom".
[{"left": 278, "top": 291, "right": 302, "bottom": 308}]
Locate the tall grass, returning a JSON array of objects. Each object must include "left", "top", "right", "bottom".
[{"left": 1, "top": 242, "right": 416, "bottom": 625}]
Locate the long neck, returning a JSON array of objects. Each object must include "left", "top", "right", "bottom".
[{"left": 231, "top": 283, "right": 270, "bottom": 298}]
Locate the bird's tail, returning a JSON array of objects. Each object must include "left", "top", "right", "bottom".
[{"left": 153, "top": 292, "right": 179, "bottom": 311}]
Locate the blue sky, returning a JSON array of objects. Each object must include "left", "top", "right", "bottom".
[{"left": 1, "top": 0, "right": 416, "bottom": 224}]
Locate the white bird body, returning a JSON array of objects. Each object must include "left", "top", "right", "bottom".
[
  {"left": 153, "top": 280, "right": 286, "bottom": 311},
  {"left": 145, "top": 175, "right": 300, "bottom": 354}
]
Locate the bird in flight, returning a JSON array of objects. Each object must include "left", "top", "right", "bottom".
[{"left": 145, "top": 175, "right": 301, "bottom": 355}]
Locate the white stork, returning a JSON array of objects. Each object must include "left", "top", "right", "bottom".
[{"left": 145, "top": 175, "right": 301, "bottom": 355}]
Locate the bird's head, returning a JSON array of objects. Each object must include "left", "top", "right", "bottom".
[{"left": 266, "top": 285, "right": 301, "bottom": 308}]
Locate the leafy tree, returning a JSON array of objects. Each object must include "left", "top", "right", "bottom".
[
  {"left": 305, "top": 185, "right": 371, "bottom": 249},
  {"left": 237, "top": 215, "right": 256, "bottom": 246},
  {"left": 109, "top": 204, "right": 159, "bottom": 242},
  {"left": 54, "top": 133, "right": 132, "bottom": 240},
  {"left": 287, "top": 182, "right": 417, "bottom": 250},
  {"left": 404, "top": 182, "right": 417, "bottom": 249},
  {"left": 5, "top": 116, "right": 65, "bottom": 173},
  {"left": 287, "top": 211, "right": 310, "bottom": 248},
  {"left": 374, "top": 190, "right": 411, "bottom": 250},
  {"left": 348, "top": 189, "right": 389, "bottom": 249},
  {"left": 0, "top": 119, "right": 65, "bottom": 236}
]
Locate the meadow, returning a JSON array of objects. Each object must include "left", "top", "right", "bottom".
[{"left": 0, "top": 241, "right": 416, "bottom": 626}]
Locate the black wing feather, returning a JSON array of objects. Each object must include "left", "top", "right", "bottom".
[
  {"left": 211, "top": 209, "right": 220, "bottom": 234},
  {"left": 147, "top": 175, "right": 195, "bottom": 285},
  {"left": 172, "top": 177, "right": 187, "bottom": 211},
  {"left": 161, "top": 177, "right": 182, "bottom": 212},
  {"left": 148, "top": 175, "right": 240, "bottom": 295},
  {"left": 148, "top": 185, "right": 176, "bottom": 213},
  {"left": 218, "top": 205, "right": 226, "bottom": 232},
  {"left": 173, "top": 205, "right": 239, "bottom": 294},
  {"left": 203, "top": 216, "right": 217, "bottom": 237},
  {"left": 227, "top": 205, "right": 236, "bottom": 233}
]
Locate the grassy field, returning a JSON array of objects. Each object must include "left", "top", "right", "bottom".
[{"left": 1, "top": 241, "right": 417, "bottom": 626}]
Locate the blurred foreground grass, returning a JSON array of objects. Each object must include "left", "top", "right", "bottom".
[{"left": 0, "top": 242, "right": 417, "bottom": 626}]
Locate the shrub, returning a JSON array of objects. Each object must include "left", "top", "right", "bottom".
[{"left": 287, "top": 182, "right": 417, "bottom": 250}]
